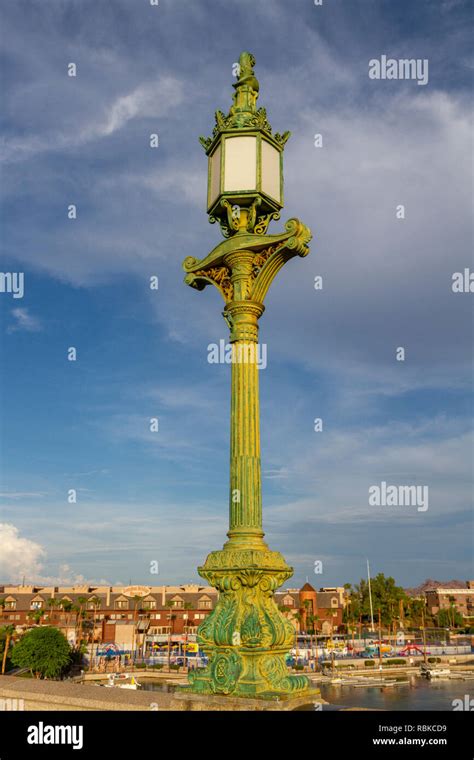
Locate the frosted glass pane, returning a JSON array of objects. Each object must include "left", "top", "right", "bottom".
[
  {"left": 208, "top": 144, "right": 221, "bottom": 206},
  {"left": 261, "top": 140, "right": 280, "bottom": 202},
  {"left": 224, "top": 136, "right": 257, "bottom": 192}
]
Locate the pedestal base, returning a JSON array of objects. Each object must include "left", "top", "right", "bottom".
[
  {"left": 175, "top": 686, "right": 323, "bottom": 711},
  {"left": 188, "top": 543, "right": 311, "bottom": 699},
  {"left": 188, "top": 647, "right": 309, "bottom": 698}
]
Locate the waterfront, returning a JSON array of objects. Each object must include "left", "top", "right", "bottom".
[
  {"left": 138, "top": 676, "right": 471, "bottom": 711},
  {"left": 310, "top": 676, "right": 471, "bottom": 711}
]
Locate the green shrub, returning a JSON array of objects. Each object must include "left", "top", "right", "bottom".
[
  {"left": 386, "top": 659, "right": 406, "bottom": 665},
  {"left": 427, "top": 657, "right": 441, "bottom": 663},
  {"left": 364, "top": 660, "right": 375, "bottom": 667},
  {"left": 11, "top": 627, "right": 72, "bottom": 679},
  {"left": 293, "top": 664, "right": 305, "bottom": 671},
  {"left": 151, "top": 663, "right": 163, "bottom": 670}
]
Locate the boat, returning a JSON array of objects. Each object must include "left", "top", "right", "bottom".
[
  {"left": 419, "top": 664, "right": 451, "bottom": 679},
  {"left": 104, "top": 674, "right": 142, "bottom": 690}
]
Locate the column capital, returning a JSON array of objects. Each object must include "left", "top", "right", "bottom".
[{"left": 183, "top": 217, "right": 312, "bottom": 305}]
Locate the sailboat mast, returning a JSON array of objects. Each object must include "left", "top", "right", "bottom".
[{"left": 367, "top": 558, "right": 375, "bottom": 633}]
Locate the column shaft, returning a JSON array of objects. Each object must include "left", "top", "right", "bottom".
[
  {"left": 229, "top": 337, "right": 262, "bottom": 535},
  {"left": 224, "top": 298, "right": 265, "bottom": 546}
]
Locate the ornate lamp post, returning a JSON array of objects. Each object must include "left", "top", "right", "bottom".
[{"left": 183, "top": 52, "right": 313, "bottom": 698}]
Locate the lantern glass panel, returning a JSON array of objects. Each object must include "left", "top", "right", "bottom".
[
  {"left": 223, "top": 136, "right": 257, "bottom": 192},
  {"left": 261, "top": 139, "right": 280, "bottom": 203},
  {"left": 208, "top": 143, "right": 221, "bottom": 207}
]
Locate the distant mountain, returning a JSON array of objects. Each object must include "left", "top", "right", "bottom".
[{"left": 404, "top": 579, "right": 466, "bottom": 597}]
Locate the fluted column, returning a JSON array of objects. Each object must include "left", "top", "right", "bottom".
[{"left": 223, "top": 251, "right": 266, "bottom": 547}]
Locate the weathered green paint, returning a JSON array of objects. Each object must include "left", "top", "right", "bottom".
[{"left": 183, "top": 53, "right": 315, "bottom": 698}]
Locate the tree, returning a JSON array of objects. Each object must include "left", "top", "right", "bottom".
[
  {"left": 182, "top": 602, "right": 193, "bottom": 668},
  {"left": 27, "top": 609, "right": 45, "bottom": 625},
  {"left": 58, "top": 599, "right": 74, "bottom": 628},
  {"left": 438, "top": 608, "right": 463, "bottom": 629},
  {"left": 405, "top": 598, "right": 426, "bottom": 628},
  {"left": 131, "top": 595, "right": 145, "bottom": 663},
  {"left": 75, "top": 596, "right": 89, "bottom": 650},
  {"left": 87, "top": 597, "right": 101, "bottom": 671},
  {"left": 346, "top": 574, "right": 407, "bottom": 629},
  {"left": 1, "top": 625, "right": 15, "bottom": 674},
  {"left": 11, "top": 627, "right": 72, "bottom": 679}
]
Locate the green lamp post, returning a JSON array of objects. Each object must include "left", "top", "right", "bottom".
[{"left": 183, "top": 52, "right": 314, "bottom": 698}]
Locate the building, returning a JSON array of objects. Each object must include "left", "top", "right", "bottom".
[
  {"left": 425, "top": 581, "right": 474, "bottom": 620},
  {"left": 0, "top": 584, "right": 219, "bottom": 649},
  {"left": 0, "top": 581, "right": 345, "bottom": 648},
  {"left": 274, "top": 583, "right": 344, "bottom": 634}
]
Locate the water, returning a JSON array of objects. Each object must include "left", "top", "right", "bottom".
[
  {"left": 140, "top": 681, "right": 177, "bottom": 693},
  {"left": 300, "top": 676, "right": 471, "bottom": 711},
  {"left": 138, "top": 675, "right": 471, "bottom": 710}
]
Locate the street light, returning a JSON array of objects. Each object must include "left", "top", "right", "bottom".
[
  {"left": 199, "top": 51, "right": 288, "bottom": 238},
  {"left": 183, "top": 52, "right": 315, "bottom": 700}
]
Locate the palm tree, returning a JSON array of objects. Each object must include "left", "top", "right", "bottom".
[
  {"left": 302, "top": 599, "right": 313, "bottom": 633},
  {"left": 447, "top": 596, "right": 460, "bottom": 629},
  {"left": 183, "top": 602, "right": 195, "bottom": 668},
  {"left": 58, "top": 599, "right": 74, "bottom": 632},
  {"left": 75, "top": 597, "right": 88, "bottom": 651},
  {"left": 47, "top": 598, "right": 58, "bottom": 624},
  {"left": 130, "top": 595, "right": 147, "bottom": 665},
  {"left": 306, "top": 614, "right": 319, "bottom": 669},
  {"left": 87, "top": 597, "right": 101, "bottom": 671},
  {"left": 165, "top": 601, "right": 177, "bottom": 670},
  {"left": 1, "top": 624, "right": 15, "bottom": 674},
  {"left": 28, "top": 609, "right": 45, "bottom": 625}
]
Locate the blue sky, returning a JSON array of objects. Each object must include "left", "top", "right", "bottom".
[{"left": 0, "top": 0, "right": 472, "bottom": 588}]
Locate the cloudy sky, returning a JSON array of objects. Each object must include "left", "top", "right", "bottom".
[{"left": 0, "top": 0, "right": 472, "bottom": 589}]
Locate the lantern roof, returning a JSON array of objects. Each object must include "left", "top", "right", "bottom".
[{"left": 199, "top": 52, "right": 291, "bottom": 154}]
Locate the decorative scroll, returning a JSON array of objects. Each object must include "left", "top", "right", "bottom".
[{"left": 183, "top": 217, "right": 312, "bottom": 306}]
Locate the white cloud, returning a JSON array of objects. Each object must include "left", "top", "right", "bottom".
[
  {"left": 0, "top": 523, "right": 109, "bottom": 585},
  {"left": 89, "top": 79, "right": 184, "bottom": 140},
  {"left": 0, "top": 523, "right": 46, "bottom": 582},
  {"left": 0, "top": 78, "right": 185, "bottom": 164},
  {"left": 7, "top": 308, "right": 42, "bottom": 333}
]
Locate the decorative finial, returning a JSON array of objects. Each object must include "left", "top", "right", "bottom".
[{"left": 198, "top": 51, "right": 290, "bottom": 152}]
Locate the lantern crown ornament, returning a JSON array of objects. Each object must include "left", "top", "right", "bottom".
[{"left": 199, "top": 52, "right": 290, "bottom": 237}]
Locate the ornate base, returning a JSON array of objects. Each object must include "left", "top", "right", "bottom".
[
  {"left": 187, "top": 543, "right": 311, "bottom": 698},
  {"left": 188, "top": 647, "right": 309, "bottom": 698}
]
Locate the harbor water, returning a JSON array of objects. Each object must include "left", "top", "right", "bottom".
[{"left": 139, "top": 674, "right": 472, "bottom": 710}]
